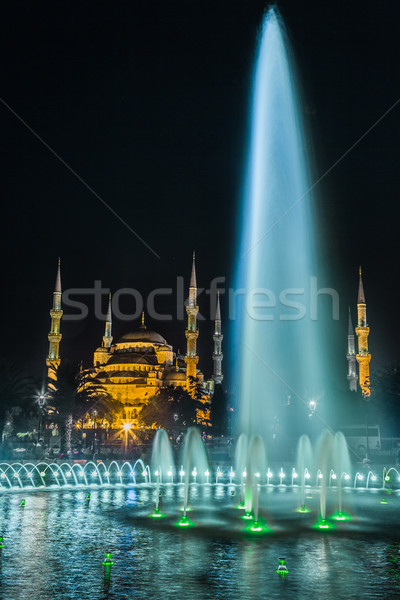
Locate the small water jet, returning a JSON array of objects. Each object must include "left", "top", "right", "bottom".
[
  {"left": 315, "top": 430, "right": 334, "bottom": 525},
  {"left": 150, "top": 429, "right": 174, "bottom": 517},
  {"left": 180, "top": 427, "right": 208, "bottom": 520},
  {"left": 296, "top": 434, "right": 313, "bottom": 511},
  {"left": 333, "top": 431, "right": 351, "bottom": 516}
]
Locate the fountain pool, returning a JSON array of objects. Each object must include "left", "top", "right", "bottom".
[{"left": 1, "top": 484, "right": 400, "bottom": 600}]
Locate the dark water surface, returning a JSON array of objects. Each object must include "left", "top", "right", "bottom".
[{"left": 0, "top": 485, "right": 399, "bottom": 600}]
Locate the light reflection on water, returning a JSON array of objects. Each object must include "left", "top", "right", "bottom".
[{"left": 0, "top": 486, "right": 399, "bottom": 599}]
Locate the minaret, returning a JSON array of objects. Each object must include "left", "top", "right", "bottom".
[
  {"left": 346, "top": 307, "right": 357, "bottom": 392},
  {"left": 46, "top": 258, "right": 63, "bottom": 381},
  {"left": 185, "top": 252, "right": 199, "bottom": 394},
  {"left": 355, "top": 267, "right": 371, "bottom": 397},
  {"left": 103, "top": 293, "right": 113, "bottom": 348},
  {"left": 212, "top": 292, "right": 224, "bottom": 385}
]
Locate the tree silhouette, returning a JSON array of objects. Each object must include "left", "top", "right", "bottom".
[
  {"left": 140, "top": 385, "right": 203, "bottom": 431},
  {"left": 210, "top": 384, "right": 228, "bottom": 435},
  {"left": 48, "top": 361, "right": 122, "bottom": 451},
  {"left": 0, "top": 360, "right": 37, "bottom": 439}
]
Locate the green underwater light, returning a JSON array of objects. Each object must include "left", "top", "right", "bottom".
[
  {"left": 150, "top": 508, "right": 166, "bottom": 519},
  {"left": 179, "top": 506, "right": 192, "bottom": 512},
  {"left": 0, "top": 537, "right": 4, "bottom": 549},
  {"left": 331, "top": 511, "right": 352, "bottom": 522},
  {"left": 235, "top": 502, "right": 246, "bottom": 510},
  {"left": 276, "top": 557, "right": 289, "bottom": 577},
  {"left": 102, "top": 552, "right": 114, "bottom": 567},
  {"left": 312, "top": 517, "right": 336, "bottom": 531},
  {"left": 242, "top": 518, "right": 272, "bottom": 535},
  {"left": 380, "top": 498, "right": 389, "bottom": 504},
  {"left": 296, "top": 505, "right": 310, "bottom": 513},
  {"left": 20, "top": 500, "right": 25, "bottom": 507},
  {"left": 174, "top": 515, "right": 195, "bottom": 528},
  {"left": 241, "top": 512, "right": 254, "bottom": 521}
]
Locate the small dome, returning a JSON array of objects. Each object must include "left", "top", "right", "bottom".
[
  {"left": 95, "top": 347, "right": 109, "bottom": 353},
  {"left": 164, "top": 370, "right": 186, "bottom": 382},
  {"left": 117, "top": 330, "right": 167, "bottom": 345}
]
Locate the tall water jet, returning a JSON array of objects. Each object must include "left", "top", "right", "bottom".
[{"left": 233, "top": 7, "right": 327, "bottom": 443}]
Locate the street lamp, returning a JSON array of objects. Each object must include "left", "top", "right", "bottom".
[
  {"left": 123, "top": 421, "right": 132, "bottom": 456},
  {"left": 92, "top": 409, "right": 98, "bottom": 453},
  {"left": 37, "top": 394, "right": 47, "bottom": 444},
  {"left": 308, "top": 400, "right": 316, "bottom": 418}
]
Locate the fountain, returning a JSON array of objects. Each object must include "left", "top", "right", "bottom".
[
  {"left": 0, "top": 7, "right": 392, "bottom": 544},
  {"left": 314, "top": 430, "right": 335, "bottom": 529},
  {"left": 296, "top": 434, "right": 313, "bottom": 512},
  {"left": 0, "top": 428, "right": 398, "bottom": 539},
  {"left": 233, "top": 6, "right": 327, "bottom": 449},
  {"left": 234, "top": 433, "right": 248, "bottom": 509},
  {"left": 331, "top": 431, "right": 352, "bottom": 521},
  {"left": 150, "top": 429, "right": 174, "bottom": 518},
  {"left": 175, "top": 427, "right": 208, "bottom": 527}
]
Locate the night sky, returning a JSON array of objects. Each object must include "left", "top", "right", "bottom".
[{"left": 1, "top": 0, "right": 399, "bottom": 382}]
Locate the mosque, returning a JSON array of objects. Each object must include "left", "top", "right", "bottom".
[{"left": 45, "top": 255, "right": 224, "bottom": 428}]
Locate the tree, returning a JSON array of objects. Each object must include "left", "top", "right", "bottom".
[
  {"left": 210, "top": 384, "right": 228, "bottom": 435},
  {"left": 140, "top": 385, "right": 203, "bottom": 431},
  {"left": 48, "top": 361, "right": 123, "bottom": 452},
  {"left": 0, "top": 360, "right": 37, "bottom": 439},
  {"left": 370, "top": 363, "right": 400, "bottom": 435}
]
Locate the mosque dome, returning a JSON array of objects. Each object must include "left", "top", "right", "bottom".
[
  {"left": 164, "top": 370, "right": 186, "bottom": 383},
  {"left": 117, "top": 330, "right": 167, "bottom": 345},
  {"left": 94, "top": 346, "right": 109, "bottom": 353}
]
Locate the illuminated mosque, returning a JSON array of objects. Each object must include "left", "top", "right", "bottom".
[{"left": 45, "top": 254, "right": 224, "bottom": 427}]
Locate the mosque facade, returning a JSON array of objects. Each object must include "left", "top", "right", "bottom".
[{"left": 46, "top": 255, "right": 224, "bottom": 428}]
